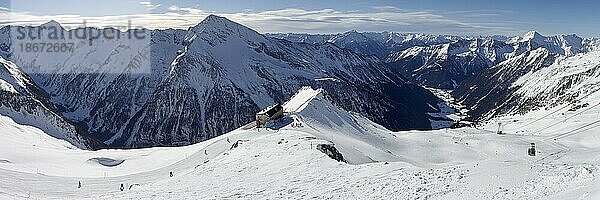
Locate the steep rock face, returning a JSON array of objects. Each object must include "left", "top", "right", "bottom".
[
  {"left": 0, "top": 57, "right": 93, "bottom": 149},
  {"left": 115, "top": 15, "right": 441, "bottom": 148}
]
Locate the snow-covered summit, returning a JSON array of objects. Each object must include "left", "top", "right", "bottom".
[
  {"left": 186, "top": 14, "right": 266, "bottom": 47},
  {"left": 521, "top": 31, "right": 544, "bottom": 42},
  {"left": 509, "top": 31, "right": 585, "bottom": 56},
  {"left": 39, "top": 20, "right": 63, "bottom": 29}
]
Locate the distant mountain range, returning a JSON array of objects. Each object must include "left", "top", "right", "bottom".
[{"left": 269, "top": 31, "right": 595, "bottom": 90}]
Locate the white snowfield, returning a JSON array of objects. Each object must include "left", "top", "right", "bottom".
[{"left": 1, "top": 87, "right": 600, "bottom": 199}]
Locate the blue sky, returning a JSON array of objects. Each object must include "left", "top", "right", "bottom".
[{"left": 0, "top": 0, "right": 597, "bottom": 37}]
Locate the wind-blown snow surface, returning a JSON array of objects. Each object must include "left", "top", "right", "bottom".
[{"left": 1, "top": 87, "right": 600, "bottom": 199}]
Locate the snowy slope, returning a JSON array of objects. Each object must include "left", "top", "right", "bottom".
[
  {"left": 512, "top": 50, "right": 600, "bottom": 107},
  {"left": 287, "top": 87, "right": 478, "bottom": 165},
  {"left": 0, "top": 57, "right": 91, "bottom": 149},
  {"left": 2, "top": 86, "right": 600, "bottom": 199}
]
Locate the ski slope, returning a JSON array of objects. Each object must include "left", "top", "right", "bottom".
[
  {"left": 1, "top": 87, "right": 600, "bottom": 199},
  {"left": 282, "top": 86, "right": 323, "bottom": 113}
]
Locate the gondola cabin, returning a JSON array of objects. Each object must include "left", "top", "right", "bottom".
[
  {"left": 528, "top": 143, "right": 536, "bottom": 156},
  {"left": 256, "top": 104, "right": 284, "bottom": 128}
]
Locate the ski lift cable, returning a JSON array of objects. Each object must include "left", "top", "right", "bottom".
[
  {"left": 533, "top": 101, "right": 600, "bottom": 134},
  {"left": 561, "top": 121, "right": 600, "bottom": 139},
  {"left": 512, "top": 92, "right": 598, "bottom": 130},
  {"left": 547, "top": 118, "right": 600, "bottom": 141},
  {"left": 550, "top": 122, "right": 600, "bottom": 142}
]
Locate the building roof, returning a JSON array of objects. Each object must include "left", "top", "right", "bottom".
[{"left": 257, "top": 104, "right": 283, "bottom": 117}]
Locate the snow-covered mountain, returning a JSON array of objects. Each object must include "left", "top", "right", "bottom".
[
  {"left": 0, "top": 15, "right": 445, "bottom": 148},
  {"left": 508, "top": 31, "right": 585, "bottom": 57},
  {"left": 0, "top": 57, "right": 93, "bottom": 149},
  {"left": 273, "top": 30, "right": 598, "bottom": 124},
  {"left": 272, "top": 31, "right": 590, "bottom": 91},
  {"left": 268, "top": 31, "right": 460, "bottom": 58},
  {"left": 0, "top": 23, "right": 186, "bottom": 148},
  {"left": 1, "top": 12, "right": 600, "bottom": 200},
  {"left": 386, "top": 38, "right": 513, "bottom": 89},
  {"left": 454, "top": 37, "right": 599, "bottom": 121},
  {"left": 115, "top": 15, "right": 442, "bottom": 148}
]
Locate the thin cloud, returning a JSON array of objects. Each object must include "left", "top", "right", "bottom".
[
  {"left": 0, "top": 6, "right": 519, "bottom": 35},
  {"left": 372, "top": 6, "right": 404, "bottom": 12},
  {"left": 139, "top": 1, "right": 161, "bottom": 10}
]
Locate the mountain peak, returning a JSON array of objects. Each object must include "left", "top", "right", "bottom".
[
  {"left": 194, "top": 14, "right": 241, "bottom": 30},
  {"left": 202, "top": 14, "right": 229, "bottom": 23},
  {"left": 189, "top": 14, "right": 261, "bottom": 37},
  {"left": 183, "top": 14, "right": 266, "bottom": 50},
  {"left": 523, "top": 30, "right": 543, "bottom": 41},
  {"left": 40, "top": 20, "right": 63, "bottom": 28}
]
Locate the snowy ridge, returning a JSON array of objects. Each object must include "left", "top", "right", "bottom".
[
  {"left": 0, "top": 58, "right": 29, "bottom": 94},
  {"left": 283, "top": 86, "right": 475, "bottom": 165},
  {"left": 282, "top": 86, "right": 322, "bottom": 113}
]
